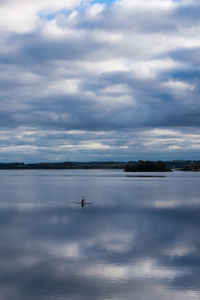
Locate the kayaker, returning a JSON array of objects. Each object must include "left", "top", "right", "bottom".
[{"left": 81, "top": 196, "right": 86, "bottom": 207}]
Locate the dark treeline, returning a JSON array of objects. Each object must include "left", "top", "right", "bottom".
[
  {"left": 180, "top": 161, "right": 200, "bottom": 171},
  {"left": 165, "top": 160, "right": 200, "bottom": 170},
  {"left": 0, "top": 162, "right": 126, "bottom": 170},
  {"left": 0, "top": 160, "right": 199, "bottom": 171},
  {"left": 124, "top": 160, "right": 172, "bottom": 172}
]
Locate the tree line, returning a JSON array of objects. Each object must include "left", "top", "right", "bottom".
[{"left": 124, "top": 160, "right": 172, "bottom": 172}]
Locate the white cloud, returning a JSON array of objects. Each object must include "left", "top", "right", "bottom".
[
  {"left": 60, "top": 142, "right": 111, "bottom": 150},
  {"left": 84, "top": 258, "right": 180, "bottom": 280},
  {"left": 164, "top": 245, "right": 195, "bottom": 257},
  {"left": 162, "top": 80, "right": 195, "bottom": 91},
  {"left": 115, "top": 0, "right": 176, "bottom": 12},
  {"left": 87, "top": 3, "right": 105, "bottom": 17},
  {"left": 0, "top": 0, "right": 88, "bottom": 33},
  {"left": 50, "top": 79, "right": 80, "bottom": 94}
]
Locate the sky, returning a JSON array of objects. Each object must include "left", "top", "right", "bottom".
[{"left": 0, "top": 0, "right": 200, "bottom": 162}]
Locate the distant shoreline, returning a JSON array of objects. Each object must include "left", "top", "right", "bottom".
[
  {"left": 0, "top": 162, "right": 126, "bottom": 170},
  {"left": 0, "top": 160, "right": 199, "bottom": 171}
]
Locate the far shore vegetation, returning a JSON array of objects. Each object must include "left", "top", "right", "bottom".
[
  {"left": 124, "top": 160, "right": 172, "bottom": 172},
  {"left": 0, "top": 160, "right": 199, "bottom": 171},
  {"left": 179, "top": 161, "right": 200, "bottom": 171}
]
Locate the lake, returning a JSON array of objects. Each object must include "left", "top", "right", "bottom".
[{"left": 0, "top": 169, "right": 200, "bottom": 300}]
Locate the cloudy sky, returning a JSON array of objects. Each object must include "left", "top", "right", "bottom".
[{"left": 0, "top": 0, "right": 200, "bottom": 162}]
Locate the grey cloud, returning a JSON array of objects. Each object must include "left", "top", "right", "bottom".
[{"left": 0, "top": 0, "right": 200, "bottom": 161}]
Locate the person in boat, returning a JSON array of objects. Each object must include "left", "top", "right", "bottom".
[{"left": 81, "top": 196, "right": 86, "bottom": 207}]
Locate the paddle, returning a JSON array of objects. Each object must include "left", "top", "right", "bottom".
[{"left": 72, "top": 202, "right": 93, "bottom": 205}]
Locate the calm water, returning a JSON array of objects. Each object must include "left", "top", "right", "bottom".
[{"left": 0, "top": 170, "right": 200, "bottom": 300}]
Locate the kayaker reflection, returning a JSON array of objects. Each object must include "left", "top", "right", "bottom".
[{"left": 81, "top": 196, "right": 86, "bottom": 208}]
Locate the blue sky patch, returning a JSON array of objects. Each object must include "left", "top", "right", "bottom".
[{"left": 92, "top": 0, "right": 115, "bottom": 6}]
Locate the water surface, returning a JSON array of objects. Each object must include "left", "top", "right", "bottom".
[{"left": 0, "top": 170, "right": 200, "bottom": 300}]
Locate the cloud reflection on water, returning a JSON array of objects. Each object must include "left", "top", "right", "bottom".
[{"left": 0, "top": 170, "right": 200, "bottom": 299}]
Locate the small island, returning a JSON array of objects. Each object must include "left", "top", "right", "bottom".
[{"left": 124, "top": 160, "right": 172, "bottom": 172}]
